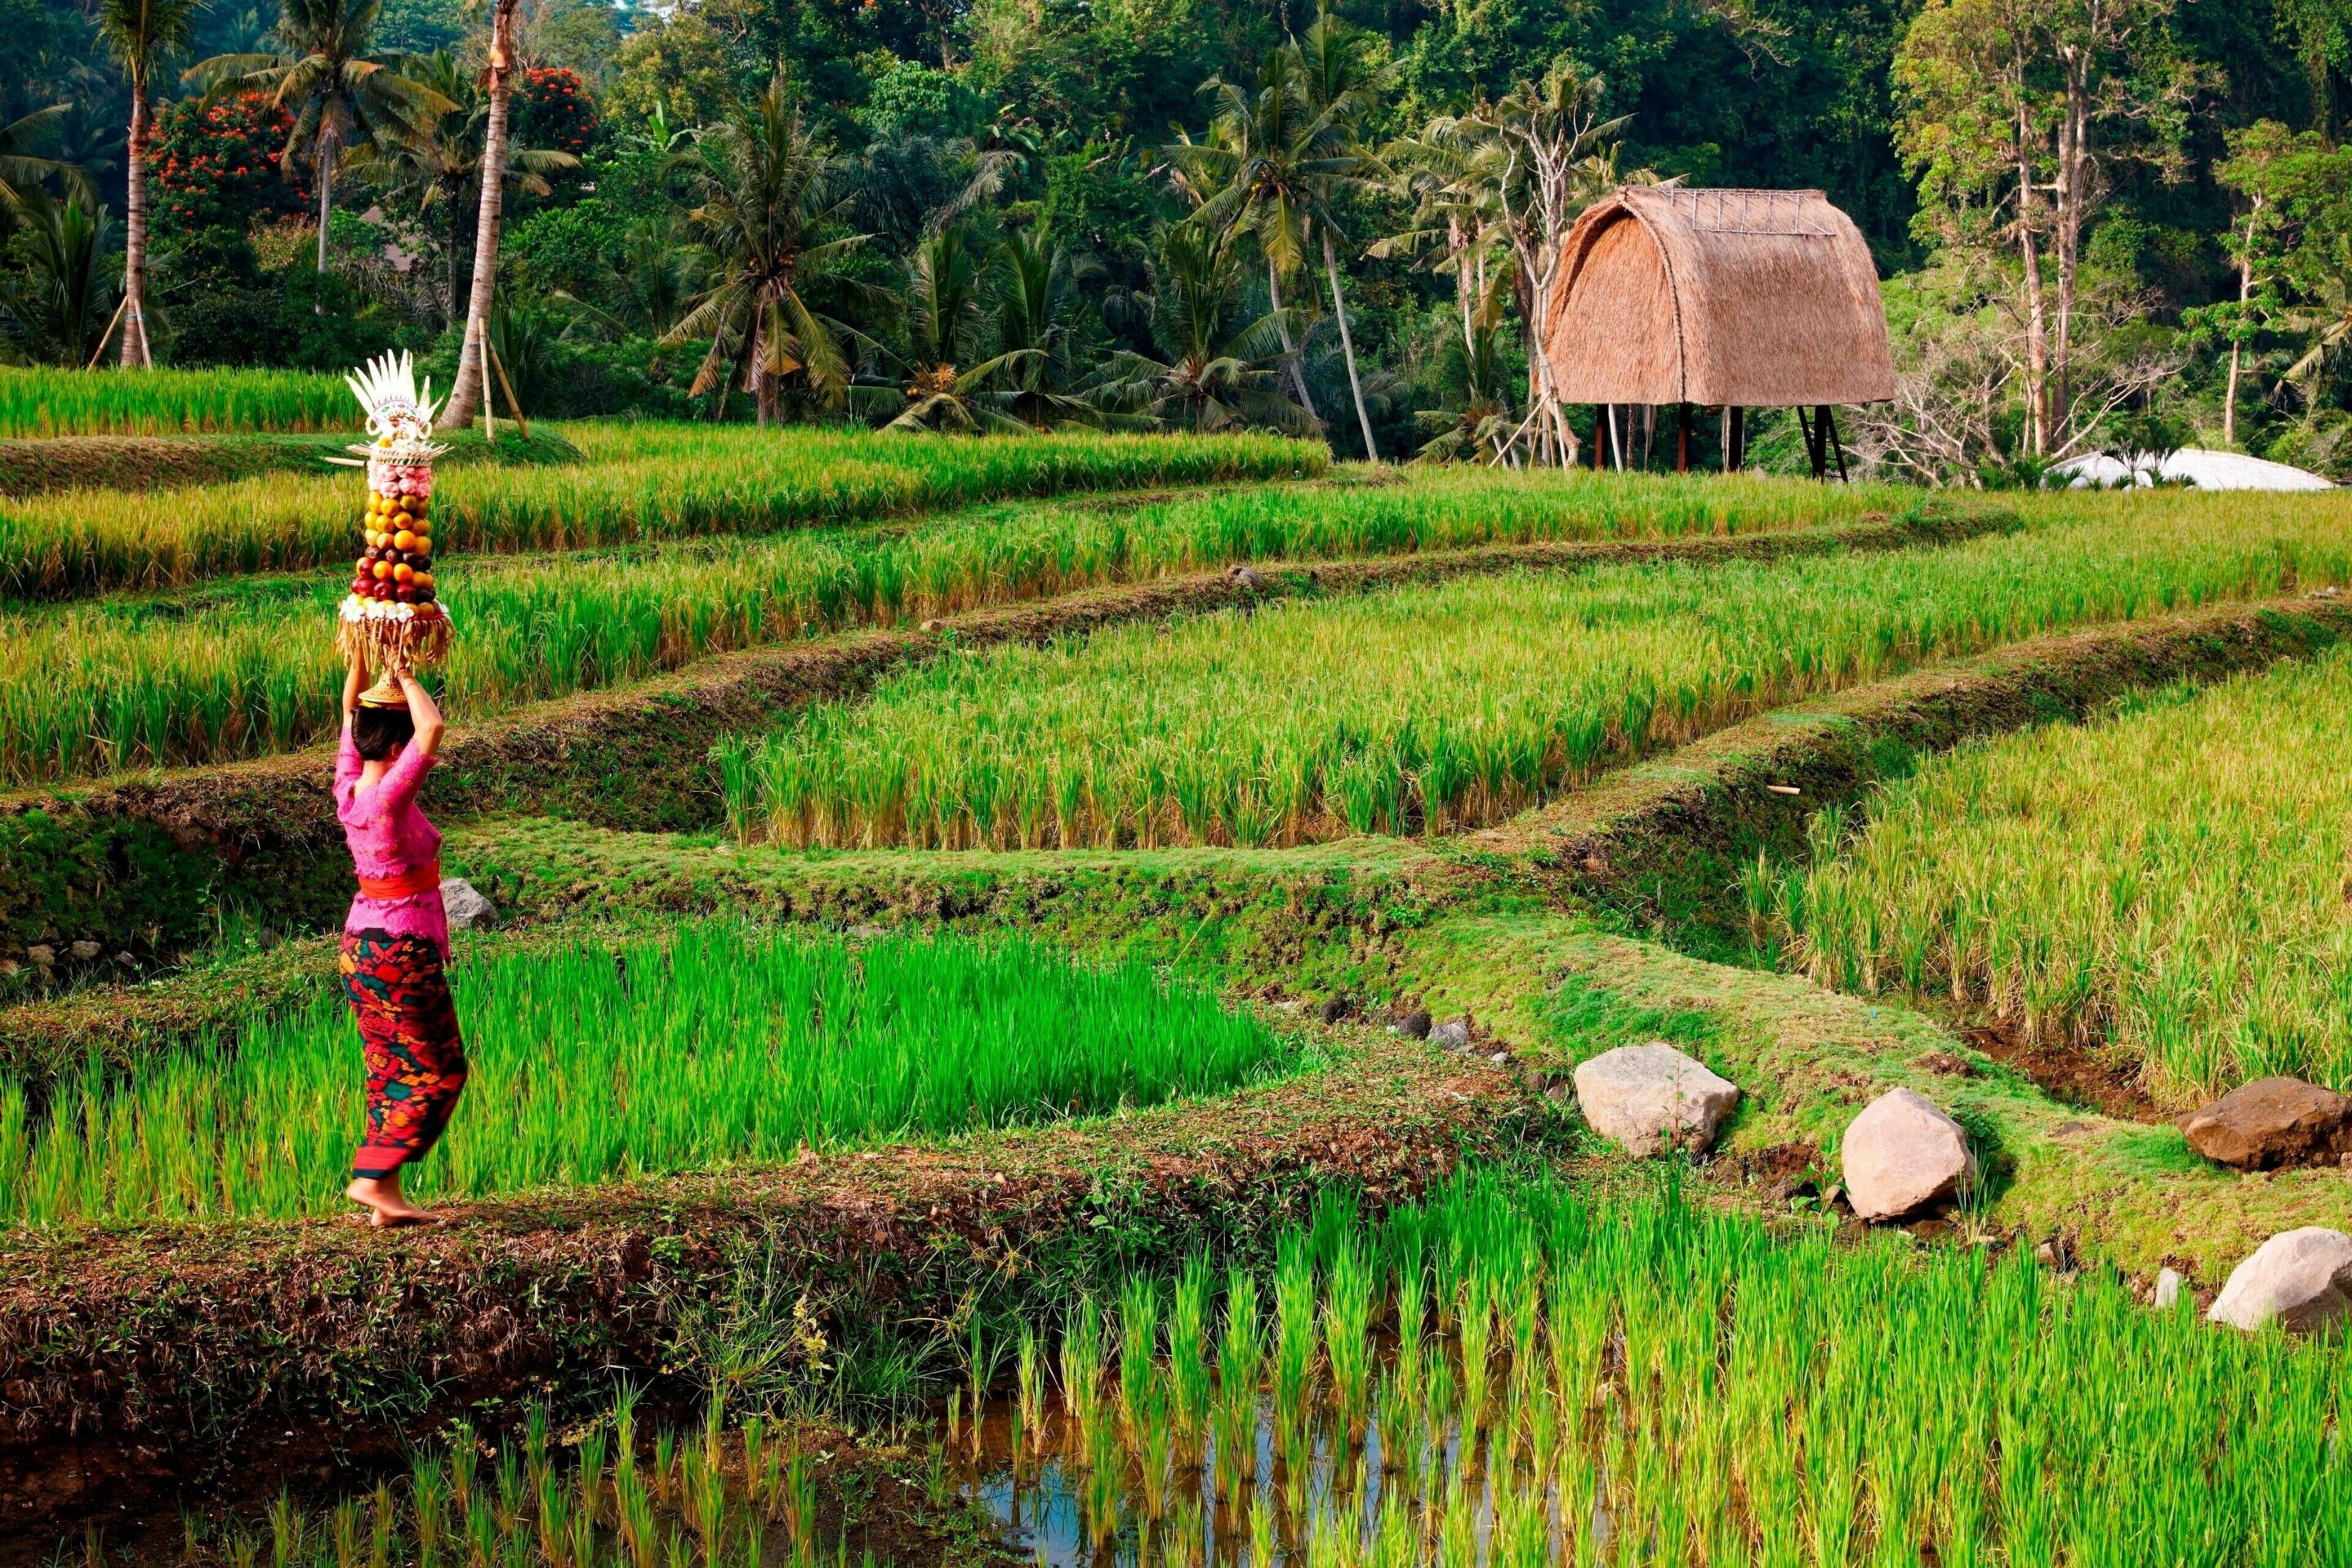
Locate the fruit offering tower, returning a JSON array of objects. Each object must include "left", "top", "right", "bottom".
[{"left": 337, "top": 351, "right": 452, "bottom": 676}]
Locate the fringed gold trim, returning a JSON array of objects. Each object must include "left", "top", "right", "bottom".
[{"left": 337, "top": 599, "right": 453, "bottom": 672}]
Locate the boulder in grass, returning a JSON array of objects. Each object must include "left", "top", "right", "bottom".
[
  {"left": 2178, "top": 1077, "right": 2352, "bottom": 1170},
  {"left": 1572, "top": 1043, "right": 1740, "bottom": 1156},
  {"left": 1841, "top": 1088, "right": 1976, "bottom": 1222},
  {"left": 440, "top": 876, "right": 498, "bottom": 932},
  {"left": 2207, "top": 1228, "right": 2352, "bottom": 1334}
]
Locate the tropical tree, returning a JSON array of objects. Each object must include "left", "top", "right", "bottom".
[
  {"left": 189, "top": 0, "right": 450, "bottom": 287},
  {"left": 662, "top": 74, "right": 873, "bottom": 424},
  {"left": 0, "top": 191, "right": 117, "bottom": 366},
  {"left": 1165, "top": 47, "right": 1325, "bottom": 425},
  {"left": 1291, "top": 2, "right": 1386, "bottom": 462},
  {"left": 95, "top": 0, "right": 200, "bottom": 367},
  {"left": 0, "top": 105, "right": 90, "bottom": 227},
  {"left": 350, "top": 49, "right": 578, "bottom": 326},
  {"left": 990, "top": 227, "right": 1100, "bottom": 428},
  {"left": 439, "top": 0, "right": 517, "bottom": 430},
  {"left": 1090, "top": 222, "right": 1316, "bottom": 435},
  {"left": 880, "top": 226, "right": 1031, "bottom": 433}
]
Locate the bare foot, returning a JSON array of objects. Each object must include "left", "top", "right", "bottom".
[{"left": 345, "top": 1175, "right": 439, "bottom": 1227}]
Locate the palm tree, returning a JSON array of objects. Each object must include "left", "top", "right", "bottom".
[
  {"left": 96, "top": 0, "right": 202, "bottom": 367},
  {"left": 991, "top": 228, "right": 1102, "bottom": 429},
  {"left": 1091, "top": 223, "right": 1317, "bottom": 435},
  {"left": 0, "top": 105, "right": 91, "bottom": 227},
  {"left": 1165, "top": 47, "right": 1325, "bottom": 425},
  {"left": 189, "top": 0, "right": 450, "bottom": 289},
  {"left": 350, "top": 50, "right": 578, "bottom": 327},
  {"left": 439, "top": 0, "right": 517, "bottom": 430},
  {"left": 880, "top": 227, "right": 1031, "bottom": 434},
  {"left": 1291, "top": 2, "right": 1386, "bottom": 462},
  {"left": 0, "top": 191, "right": 118, "bottom": 366},
  {"left": 662, "top": 75, "right": 874, "bottom": 424}
]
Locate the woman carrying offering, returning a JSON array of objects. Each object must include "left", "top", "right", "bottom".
[{"left": 336, "top": 651, "right": 464, "bottom": 1226}]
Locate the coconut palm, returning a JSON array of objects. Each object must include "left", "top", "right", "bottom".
[
  {"left": 880, "top": 227, "right": 1032, "bottom": 434},
  {"left": 350, "top": 50, "right": 579, "bottom": 326},
  {"left": 439, "top": 0, "right": 519, "bottom": 431},
  {"left": 1090, "top": 223, "right": 1317, "bottom": 435},
  {"left": 662, "top": 75, "right": 874, "bottom": 424},
  {"left": 1291, "top": 2, "right": 1387, "bottom": 461},
  {"left": 990, "top": 228, "right": 1104, "bottom": 429},
  {"left": 0, "top": 105, "right": 91, "bottom": 228},
  {"left": 0, "top": 191, "right": 118, "bottom": 367},
  {"left": 96, "top": 0, "right": 201, "bottom": 367},
  {"left": 188, "top": 0, "right": 452, "bottom": 286}
]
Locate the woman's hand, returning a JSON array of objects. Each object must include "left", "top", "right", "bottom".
[{"left": 394, "top": 659, "right": 448, "bottom": 757}]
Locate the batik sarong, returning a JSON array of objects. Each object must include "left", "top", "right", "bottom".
[{"left": 340, "top": 928, "right": 467, "bottom": 1178}]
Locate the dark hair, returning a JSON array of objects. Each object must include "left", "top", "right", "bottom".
[{"left": 352, "top": 705, "right": 416, "bottom": 761}]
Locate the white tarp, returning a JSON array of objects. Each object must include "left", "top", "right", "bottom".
[{"left": 2050, "top": 448, "right": 2336, "bottom": 492}]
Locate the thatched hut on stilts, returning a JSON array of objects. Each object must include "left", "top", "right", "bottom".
[{"left": 1544, "top": 188, "right": 1895, "bottom": 479}]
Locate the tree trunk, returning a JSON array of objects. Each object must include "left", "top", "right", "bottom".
[
  {"left": 441, "top": 0, "right": 519, "bottom": 430},
  {"left": 314, "top": 127, "right": 340, "bottom": 315},
  {"left": 2051, "top": 47, "right": 2090, "bottom": 446},
  {"left": 1322, "top": 229, "right": 1379, "bottom": 464},
  {"left": 2225, "top": 225, "right": 2253, "bottom": 450},
  {"left": 122, "top": 80, "right": 152, "bottom": 367},
  {"left": 1267, "top": 260, "right": 1319, "bottom": 422},
  {"left": 445, "top": 176, "right": 467, "bottom": 329},
  {"left": 2014, "top": 106, "right": 2050, "bottom": 458}
]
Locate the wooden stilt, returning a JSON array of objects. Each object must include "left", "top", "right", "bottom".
[
  {"left": 1728, "top": 408, "right": 1747, "bottom": 471},
  {"left": 1592, "top": 406, "right": 1607, "bottom": 471},
  {"left": 1826, "top": 405, "right": 1849, "bottom": 482},
  {"left": 1677, "top": 403, "right": 1691, "bottom": 473}
]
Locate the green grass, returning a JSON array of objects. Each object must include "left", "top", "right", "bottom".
[
  {"left": 1788, "top": 647, "right": 2352, "bottom": 1105},
  {"left": 0, "top": 364, "right": 353, "bottom": 437},
  {"left": 0, "top": 425, "right": 580, "bottom": 497},
  {"left": 167, "top": 1166, "right": 2346, "bottom": 1566},
  {"left": 0, "top": 469, "right": 1889, "bottom": 784},
  {"left": 0, "top": 427, "right": 1326, "bottom": 599},
  {"left": 719, "top": 492, "right": 2352, "bottom": 851},
  {"left": 0, "top": 921, "right": 1294, "bottom": 1225}
]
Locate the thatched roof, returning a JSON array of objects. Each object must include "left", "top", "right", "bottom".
[{"left": 1544, "top": 188, "right": 1895, "bottom": 408}]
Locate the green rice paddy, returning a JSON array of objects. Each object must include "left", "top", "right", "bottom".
[
  {"left": 0, "top": 428, "right": 1324, "bottom": 599},
  {"left": 0, "top": 470, "right": 1899, "bottom": 784},
  {"left": 719, "top": 500, "right": 2352, "bottom": 851},
  {"left": 0, "top": 364, "right": 355, "bottom": 438},
  {"left": 1789, "top": 646, "right": 2352, "bottom": 1104},
  {"left": 0, "top": 923, "right": 1294, "bottom": 1225}
]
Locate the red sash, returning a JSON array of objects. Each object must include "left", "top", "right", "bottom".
[{"left": 357, "top": 862, "right": 441, "bottom": 900}]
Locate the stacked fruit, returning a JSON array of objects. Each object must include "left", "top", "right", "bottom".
[{"left": 351, "top": 459, "right": 441, "bottom": 609}]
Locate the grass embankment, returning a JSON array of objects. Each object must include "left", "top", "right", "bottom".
[
  {"left": 2, "top": 922, "right": 1295, "bottom": 1225},
  {"left": 719, "top": 497, "right": 2352, "bottom": 851},
  {"left": 0, "top": 470, "right": 1909, "bottom": 785},
  {"left": 0, "top": 364, "right": 352, "bottom": 438},
  {"left": 0, "top": 428, "right": 1326, "bottom": 599},
  {"left": 1791, "top": 646, "right": 2352, "bottom": 1104},
  {"left": 0, "top": 425, "right": 579, "bottom": 497}
]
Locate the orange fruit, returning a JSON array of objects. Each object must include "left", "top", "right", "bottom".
[
  {"left": 372, "top": 560, "right": 393, "bottom": 581},
  {"left": 394, "top": 563, "right": 414, "bottom": 583},
  {"left": 393, "top": 528, "right": 416, "bottom": 551},
  {"left": 412, "top": 534, "right": 432, "bottom": 556}
]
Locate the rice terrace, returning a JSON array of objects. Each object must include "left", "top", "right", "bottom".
[{"left": 9, "top": 0, "right": 2352, "bottom": 1561}]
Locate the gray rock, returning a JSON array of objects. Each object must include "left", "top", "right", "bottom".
[
  {"left": 1841, "top": 1088, "right": 1976, "bottom": 1222},
  {"left": 1572, "top": 1043, "right": 1741, "bottom": 1156},
  {"left": 26, "top": 945, "right": 54, "bottom": 968},
  {"left": 2153, "top": 1267, "right": 2186, "bottom": 1311},
  {"left": 1431, "top": 1018, "right": 1472, "bottom": 1051},
  {"left": 69, "top": 940, "right": 100, "bottom": 961},
  {"left": 2179, "top": 1076, "right": 2352, "bottom": 1169},
  {"left": 2208, "top": 1228, "right": 2352, "bottom": 1334},
  {"left": 439, "top": 876, "right": 498, "bottom": 931}
]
